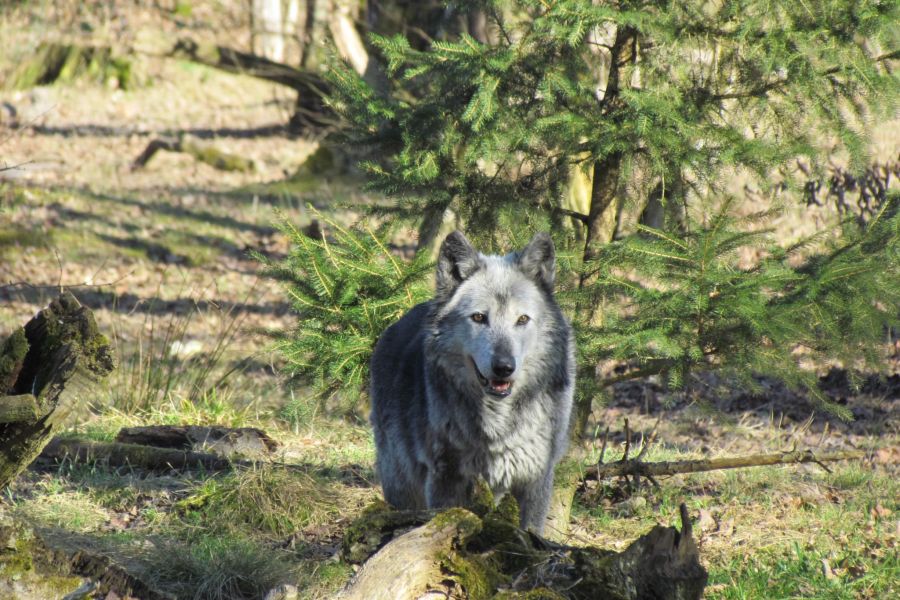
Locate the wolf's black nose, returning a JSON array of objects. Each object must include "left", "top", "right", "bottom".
[{"left": 492, "top": 356, "right": 516, "bottom": 378}]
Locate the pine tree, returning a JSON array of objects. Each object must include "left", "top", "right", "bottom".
[
  {"left": 257, "top": 210, "right": 433, "bottom": 419},
  {"left": 274, "top": 0, "right": 898, "bottom": 421}
]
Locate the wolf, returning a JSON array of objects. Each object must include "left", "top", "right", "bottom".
[{"left": 369, "top": 230, "right": 575, "bottom": 532}]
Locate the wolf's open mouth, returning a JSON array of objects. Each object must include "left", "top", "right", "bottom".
[{"left": 470, "top": 358, "right": 513, "bottom": 397}]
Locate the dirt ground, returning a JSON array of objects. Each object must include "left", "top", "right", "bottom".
[{"left": 1, "top": 2, "right": 898, "bottom": 599}]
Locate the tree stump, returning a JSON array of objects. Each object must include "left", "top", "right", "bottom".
[
  {"left": 336, "top": 494, "right": 707, "bottom": 600},
  {"left": 0, "top": 292, "right": 115, "bottom": 489}
]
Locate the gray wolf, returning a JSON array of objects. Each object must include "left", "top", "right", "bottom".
[{"left": 369, "top": 231, "right": 575, "bottom": 532}]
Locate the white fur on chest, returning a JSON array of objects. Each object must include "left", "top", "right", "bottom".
[{"left": 473, "top": 398, "right": 553, "bottom": 491}]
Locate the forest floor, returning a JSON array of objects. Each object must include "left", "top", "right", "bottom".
[{"left": 1, "top": 2, "right": 898, "bottom": 599}]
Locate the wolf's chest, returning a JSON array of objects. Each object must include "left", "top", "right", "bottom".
[{"left": 464, "top": 405, "right": 553, "bottom": 491}]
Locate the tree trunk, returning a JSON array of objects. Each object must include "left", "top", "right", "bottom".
[
  {"left": 0, "top": 292, "right": 115, "bottom": 489},
  {"left": 251, "top": 0, "right": 286, "bottom": 62},
  {"left": 579, "top": 25, "right": 637, "bottom": 286}
]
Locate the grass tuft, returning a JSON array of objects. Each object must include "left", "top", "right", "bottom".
[
  {"left": 143, "top": 536, "right": 296, "bottom": 600},
  {"left": 179, "top": 463, "right": 338, "bottom": 537}
]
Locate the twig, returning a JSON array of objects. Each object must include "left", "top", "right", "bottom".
[{"left": 597, "top": 425, "right": 610, "bottom": 464}]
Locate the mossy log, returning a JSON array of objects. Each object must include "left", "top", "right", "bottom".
[
  {"left": 337, "top": 495, "right": 707, "bottom": 600},
  {"left": 115, "top": 424, "right": 279, "bottom": 458},
  {"left": 5, "top": 42, "right": 131, "bottom": 90},
  {"left": 131, "top": 137, "right": 255, "bottom": 172},
  {"left": 0, "top": 519, "right": 173, "bottom": 599},
  {"left": 0, "top": 292, "right": 115, "bottom": 489}
]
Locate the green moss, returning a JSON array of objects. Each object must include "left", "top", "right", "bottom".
[
  {"left": 441, "top": 550, "right": 508, "bottom": 600},
  {"left": 553, "top": 456, "right": 583, "bottom": 487},
  {"left": 5, "top": 43, "right": 134, "bottom": 90},
  {"left": 470, "top": 479, "right": 495, "bottom": 517},
  {"left": 0, "top": 227, "right": 49, "bottom": 255},
  {"left": 490, "top": 493, "right": 520, "bottom": 527},
  {"left": 0, "top": 327, "right": 28, "bottom": 392},
  {"left": 429, "top": 508, "right": 483, "bottom": 539},
  {"left": 0, "top": 531, "right": 34, "bottom": 576},
  {"left": 182, "top": 140, "right": 255, "bottom": 172},
  {"left": 340, "top": 499, "right": 396, "bottom": 563}
]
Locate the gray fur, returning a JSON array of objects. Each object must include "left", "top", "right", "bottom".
[{"left": 369, "top": 231, "right": 575, "bottom": 532}]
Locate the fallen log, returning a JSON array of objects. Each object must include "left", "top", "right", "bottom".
[
  {"left": 131, "top": 136, "right": 255, "bottom": 172},
  {"left": 115, "top": 424, "right": 279, "bottom": 459},
  {"left": 0, "top": 292, "right": 115, "bottom": 489},
  {"left": 336, "top": 496, "right": 707, "bottom": 600},
  {"left": 0, "top": 518, "right": 173, "bottom": 600},
  {"left": 584, "top": 418, "right": 866, "bottom": 489},
  {"left": 585, "top": 448, "right": 866, "bottom": 482},
  {"left": 38, "top": 438, "right": 232, "bottom": 473}
]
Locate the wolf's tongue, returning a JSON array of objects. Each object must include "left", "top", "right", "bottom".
[{"left": 490, "top": 380, "right": 511, "bottom": 392}]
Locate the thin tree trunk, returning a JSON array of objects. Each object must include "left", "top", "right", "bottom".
[
  {"left": 572, "top": 26, "right": 638, "bottom": 436},
  {"left": 252, "top": 0, "right": 286, "bottom": 62},
  {"left": 579, "top": 25, "right": 637, "bottom": 287}
]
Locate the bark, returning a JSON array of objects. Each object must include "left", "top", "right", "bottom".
[
  {"left": 586, "top": 449, "right": 866, "bottom": 482},
  {"left": 336, "top": 500, "right": 706, "bottom": 600},
  {"left": 38, "top": 438, "right": 233, "bottom": 472},
  {"left": 0, "top": 292, "right": 115, "bottom": 489},
  {"left": 115, "top": 424, "right": 279, "bottom": 458},
  {"left": 335, "top": 508, "right": 482, "bottom": 600}
]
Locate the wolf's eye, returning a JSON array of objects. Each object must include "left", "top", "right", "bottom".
[
  {"left": 517, "top": 315, "right": 530, "bottom": 325},
  {"left": 471, "top": 312, "right": 486, "bottom": 323}
]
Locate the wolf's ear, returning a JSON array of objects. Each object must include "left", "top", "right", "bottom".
[
  {"left": 436, "top": 231, "right": 481, "bottom": 298},
  {"left": 518, "top": 232, "right": 556, "bottom": 289}
]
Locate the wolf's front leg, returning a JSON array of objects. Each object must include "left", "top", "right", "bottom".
[
  {"left": 424, "top": 446, "right": 471, "bottom": 509},
  {"left": 513, "top": 470, "right": 554, "bottom": 533}
]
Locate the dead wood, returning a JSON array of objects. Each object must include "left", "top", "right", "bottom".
[
  {"left": 585, "top": 448, "right": 866, "bottom": 483},
  {"left": 131, "top": 136, "right": 255, "bottom": 172},
  {"left": 335, "top": 508, "right": 482, "bottom": 600},
  {"left": 0, "top": 394, "right": 41, "bottom": 424},
  {"left": 0, "top": 520, "right": 173, "bottom": 599},
  {"left": 38, "top": 438, "right": 233, "bottom": 472},
  {"left": 0, "top": 292, "right": 115, "bottom": 489},
  {"left": 336, "top": 497, "right": 707, "bottom": 600},
  {"left": 115, "top": 424, "right": 279, "bottom": 459}
]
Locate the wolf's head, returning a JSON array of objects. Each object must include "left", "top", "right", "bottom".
[{"left": 431, "top": 231, "right": 559, "bottom": 399}]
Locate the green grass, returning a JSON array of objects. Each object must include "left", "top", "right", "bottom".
[
  {"left": 176, "top": 463, "right": 340, "bottom": 538},
  {"left": 708, "top": 538, "right": 898, "bottom": 599},
  {"left": 142, "top": 535, "right": 298, "bottom": 600}
]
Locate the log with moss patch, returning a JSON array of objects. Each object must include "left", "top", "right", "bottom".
[
  {"left": 0, "top": 292, "right": 115, "bottom": 489},
  {"left": 5, "top": 42, "right": 132, "bottom": 90},
  {"left": 131, "top": 136, "right": 255, "bottom": 172},
  {"left": 336, "top": 486, "right": 707, "bottom": 599}
]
